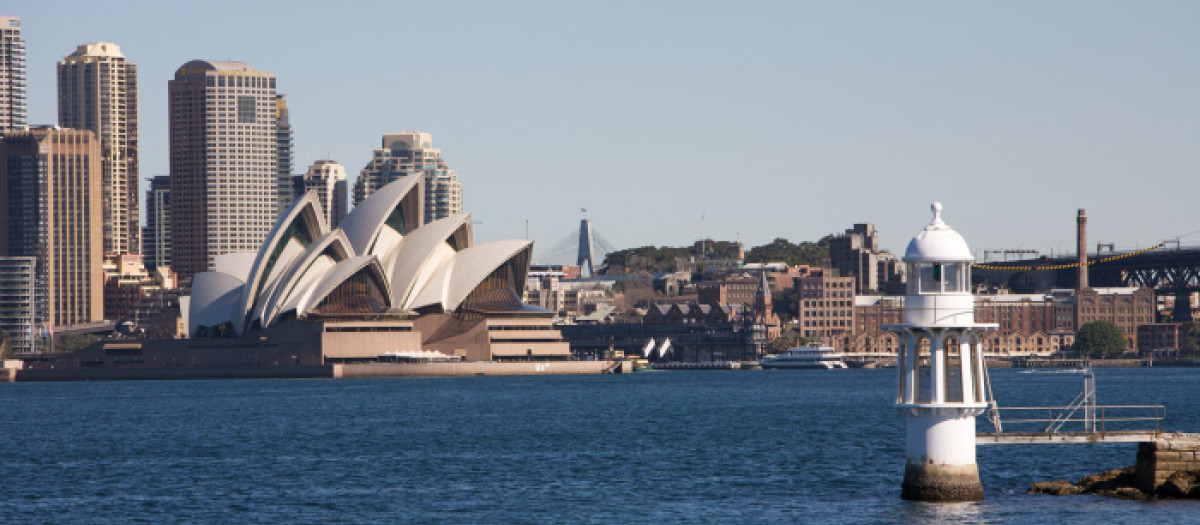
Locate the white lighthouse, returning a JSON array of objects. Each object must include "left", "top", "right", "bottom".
[{"left": 887, "top": 202, "right": 996, "bottom": 502}]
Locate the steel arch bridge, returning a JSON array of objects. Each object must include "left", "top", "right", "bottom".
[{"left": 972, "top": 246, "right": 1200, "bottom": 321}]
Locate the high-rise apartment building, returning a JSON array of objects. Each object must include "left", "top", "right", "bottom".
[
  {"left": 0, "top": 16, "right": 26, "bottom": 135},
  {"left": 0, "top": 256, "right": 36, "bottom": 353},
  {"left": 168, "top": 60, "right": 278, "bottom": 282},
  {"left": 58, "top": 42, "right": 139, "bottom": 256},
  {"left": 143, "top": 175, "right": 170, "bottom": 272},
  {"left": 0, "top": 127, "right": 104, "bottom": 327},
  {"left": 354, "top": 132, "right": 462, "bottom": 223},
  {"left": 301, "top": 160, "right": 348, "bottom": 226},
  {"left": 275, "top": 94, "right": 294, "bottom": 214}
]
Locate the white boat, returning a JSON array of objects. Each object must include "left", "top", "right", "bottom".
[{"left": 761, "top": 343, "right": 848, "bottom": 370}]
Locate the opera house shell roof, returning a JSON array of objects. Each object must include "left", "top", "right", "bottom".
[{"left": 186, "top": 176, "right": 533, "bottom": 337}]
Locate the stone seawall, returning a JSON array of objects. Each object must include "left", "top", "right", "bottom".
[
  {"left": 1136, "top": 434, "right": 1200, "bottom": 492},
  {"left": 17, "top": 365, "right": 337, "bottom": 382},
  {"left": 337, "top": 361, "right": 613, "bottom": 378}
]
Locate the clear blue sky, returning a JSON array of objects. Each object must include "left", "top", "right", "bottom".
[{"left": 15, "top": 1, "right": 1200, "bottom": 259}]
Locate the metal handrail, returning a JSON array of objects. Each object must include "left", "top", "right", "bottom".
[{"left": 987, "top": 405, "right": 1164, "bottom": 435}]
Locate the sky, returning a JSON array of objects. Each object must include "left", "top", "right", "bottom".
[{"left": 13, "top": 1, "right": 1200, "bottom": 261}]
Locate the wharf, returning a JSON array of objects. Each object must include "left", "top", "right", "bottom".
[
  {"left": 654, "top": 361, "right": 742, "bottom": 371},
  {"left": 977, "top": 430, "right": 1164, "bottom": 445}
]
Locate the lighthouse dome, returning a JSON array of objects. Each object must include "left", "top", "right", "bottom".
[{"left": 903, "top": 202, "right": 973, "bottom": 262}]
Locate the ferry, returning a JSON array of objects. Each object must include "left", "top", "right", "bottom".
[{"left": 760, "top": 343, "right": 848, "bottom": 370}]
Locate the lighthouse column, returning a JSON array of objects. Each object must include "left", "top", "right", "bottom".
[{"left": 890, "top": 202, "right": 994, "bottom": 502}]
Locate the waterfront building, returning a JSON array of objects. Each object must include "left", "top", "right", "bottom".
[
  {"left": 797, "top": 272, "right": 856, "bottom": 342},
  {"left": 168, "top": 60, "right": 278, "bottom": 283},
  {"left": 275, "top": 94, "right": 294, "bottom": 214},
  {"left": 143, "top": 175, "right": 170, "bottom": 271},
  {"left": 0, "top": 256, "right": 36, "bottom": 353},
  {"left": 301, "top": 160, "right": 348, "bottom": 226},
  {"left": 0, "top": 16, "right": 24, "bottom": 135},
  {"left": 1076, "top": 287, "right": 1155, "bottom": 352},
  {"left": 354, "top": 132, "right": 463, "bottom": 224},
  {"left": 181, "top": 176, "right": 567, "bottom": 362},
  {"left": 58, "top": 42, "right": 139, "bottom": 256},
  {"left": 0, "top": 127, "right": 104, "bottom": 327}
]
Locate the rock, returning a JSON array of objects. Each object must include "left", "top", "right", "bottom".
[
  {"left": 1157, "top": 471, "right": 1196, "bottom": 498},
  {"left": 1078, "top": 467, "right": 1134, "bottom": 493},
  {"left": 1112, "top": 487, "right": 1147, "bottom": 500},
  {"left": 1030, "top": 479, "right": 1082, "bottom": 496}
]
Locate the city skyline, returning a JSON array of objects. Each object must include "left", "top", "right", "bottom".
[{"left": 10, "top": 2, "right": 1200, "bottom": 258}]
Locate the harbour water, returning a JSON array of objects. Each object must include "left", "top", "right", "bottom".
[{"left": 2, "top": 368, "right": 1199, "bottom": 523}]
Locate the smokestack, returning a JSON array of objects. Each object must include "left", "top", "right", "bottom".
[{"left": 1077, "top": 209, "right": 1088, "bottom": 290}]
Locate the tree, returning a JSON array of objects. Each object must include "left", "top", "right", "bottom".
[
  {"left": 1074, "top": 321, "right": 1127, "bottom": 358},
  {"left": 1179, "top": 322, "right": 1200, "bottom": 356},
  {"left": 0, "top": 328, "right": 10, "bottom": 358},
  {"left": 744, "top": 238, "right": 828, "bottom": 266}
]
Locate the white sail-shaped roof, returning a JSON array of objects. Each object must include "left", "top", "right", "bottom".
[
  {"left": 232, "top": 192, "right": 328, "bottom": 333},
  {"left": 337, "top": 175, "right": 423, "bottom": 258},
  {"left": 213, "top": 252, "right": 258, "bottom": 283},
  {"left": 409, "top": 240, "right": 532, "bottom": 312},
  {"left": 251, "top": 230, "right": 354, "bottom": 329},
  {"left": 388, "top": 213, "right": 473, "bottom": 310},
  {"left": 187, "top": 271, "right": 245, "bottom": 336},
  {"left": 292, "top": 255, "right": 393, "bottom": 316}
]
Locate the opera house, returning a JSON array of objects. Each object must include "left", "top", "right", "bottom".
[
  {"left": 17, "top": 177, "right": 576, "bottom": 379},
  {"left": 181, "top": 175, "right": 571, "bottom": 363}
]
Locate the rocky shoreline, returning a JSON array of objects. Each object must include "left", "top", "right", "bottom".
[{"left": 1031, "top": 466, "right": 1200, "bottom": 500}]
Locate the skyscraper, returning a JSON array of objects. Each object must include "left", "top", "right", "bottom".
[
  {"left": 301, "top": 160, "right": 348, "bottom": 226},
  {"left": 0, "top": 16, "right": 26, "bottom": 135},
  {"left": 168, "top": 60, "right": 278, "bottom": 282},
  {"left": 275, "top": 94, "right": 294, "bottom": 214},
  {"left": 0, "top": 127, "right": 104, "bottom": 327},
  {"left": 58, "top": 42, "right": 139, "bottom": 256},
  {"left": 143, "top": 175, "right": 171, "bottom": 272},
  {"left": 353, "top": 132, "right": 462, "bottom": 223}
]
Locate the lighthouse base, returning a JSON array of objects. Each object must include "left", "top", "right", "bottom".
[{"left": 901, "top": 463, "right": 983, "bottom": 502}]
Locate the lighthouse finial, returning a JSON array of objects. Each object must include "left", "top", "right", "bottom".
[{"left": 930, "top": 202, "right": 945, "bottom": 228}]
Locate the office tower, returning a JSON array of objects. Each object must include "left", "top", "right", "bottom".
[
  {"left": 0, "top": 128, "right": 104, "bottom": 327},
  {"left": 143, "top": 175, "right": 170, "bottom": 272},
  {"left": 275, "top": 94, "right": 294, "bottom": 214},
  {"left": 0, "top": 16, "right": 26, "bottom": 134},
  {"left": 58, "top": 42, "right": 139, "bottom": 256},
  {"left": 301, "top": 160, "right": 348, "bottom": 226},
  {"left": 0, "top": 256, "right": 36, "bottom": 353},
  {"left": 353, "top": 132, "right": 462, "bottom": 223},
  {"left": 168, "top": 60, "right": 278, "bottom": 282}
]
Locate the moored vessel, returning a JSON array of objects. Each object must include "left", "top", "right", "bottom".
[{"left": 761, "top": 343, "right": 848, "bottom": 370}]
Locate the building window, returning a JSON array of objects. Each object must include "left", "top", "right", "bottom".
[{"left": 237, "top": 96, "right": 256, "bottom": 123}]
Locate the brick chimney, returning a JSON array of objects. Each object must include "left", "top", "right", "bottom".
[{"left": 1077, "top": 209, "right": 1088, "bottom": 290}]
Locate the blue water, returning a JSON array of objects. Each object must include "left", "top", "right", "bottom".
[{"left": 2, "top": 369, "right": 1200, "bottom": 524}]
